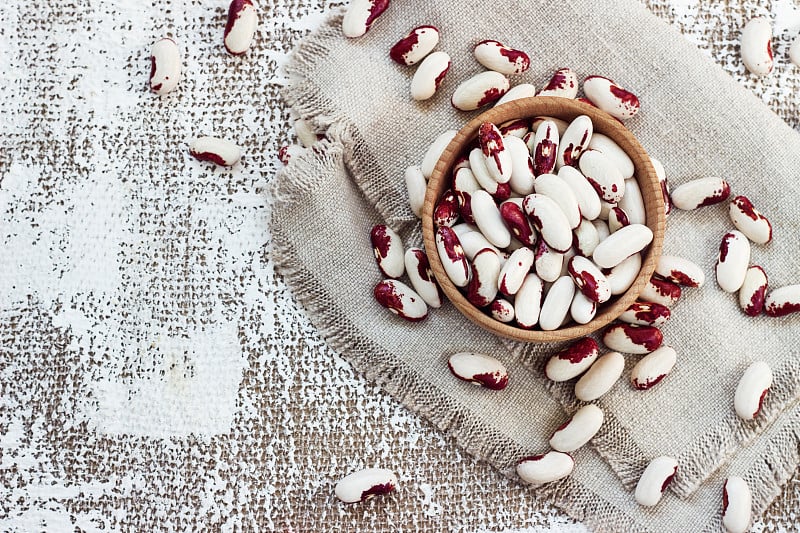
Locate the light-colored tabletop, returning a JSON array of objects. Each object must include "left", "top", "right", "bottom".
[{"left": 1, "top": 0, "right": 798, "bottom": 531}]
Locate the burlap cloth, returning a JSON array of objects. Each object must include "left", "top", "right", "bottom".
[
  {"left": 272, "top": 0, "right": 800, "bottom": 531},
  {"left": 1, "top": 0, "right": 799, "bottom": 531}
]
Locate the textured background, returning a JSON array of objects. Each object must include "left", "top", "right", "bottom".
[{"left": 0, "top": 0, "right": 798, "bottom": 531}]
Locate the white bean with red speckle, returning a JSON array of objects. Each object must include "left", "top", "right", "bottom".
[
  {"left": 374, "top": 279, "right": 428, "bottom": 321},
  {"left": 467, "top": 248, "right": 502, "bottom": 307},
  {"left": 765, "top": 285, "right": 800, "bottom": 317},
  {"left": 575, "top": 351, "right": 624, "bottom": 401},
  {"left": 448, "top": 352, "right": 509, "bottom": 390},
  {"left": 539, "top": 276, "right": 577, "bottom": 331},
  {"left": 410, "top": 51, "right": 451, "bottom": 101},
  {"left": 490, "top": 298, "right": 515, "bottom": 322},
  {"left": 549, "top": 404, "right": 604, "bottom": 452},
  {"left": 189, "top": 136, "right": 241, "bottom": 166},
  {"left": 390, "top": 25, "right": 440, "bottom": 66},
  {"left": 634, "top": 456, "right": 678, "bottom": 507},
  {"left": 670, "top": 177, "right": 731, "bottom": 210},
  {"left": 421, "top": 130, "right": 457, "bottom": 178},
  {"left": 515, "top": 273, "right": 544, "bottom": 329},
  {"left": 405, "top": 248, "right": 442, "bottom": 308},
  {"left": 592, "top": 224, "right": 653, "bottom": 269},
  {"left": 335, "top": 467, "right": 397, "bottom": 503},
  {"left": 436, "top": 226, "right": 471, "bottom": 287},
  {"left": 341, "top": 0, "right": 390, "bottom": 38},
  {"left": 655, "top": 255, "right": 705, "bottom": 287},
  {"left": 568, "top": 256, "right": 611, "bottom": 303},
  {"left": 557, "top": 115, "right": 593, "bottom": 169},
  {"left": 150, "top": 38, "right": 181, "bottom": 95},
  {"left": 640, "top": 276, "right": 682, "bottom": 307},
  {"left": 224, "top": 0, "right": 258, "bottom": 55},
  {"left": 370, "top": 224, "right": 405, "bottom": 278},
  {"left": 451, "top": 71, "right": 510, "bottom": 111},
  {"left": 498, "top": 247, "right": 535, "bottom": 296},
  {"left": 723, "top": 476, "right": 752, "bottom": 533},
  {"left": 531, "top": 120, "right": 560, "bottom": 176},
  {"left": 716, "top": 230, "right": 751, "bottom": 293},
  {"left": 587, "top": 133, "right": 634, "bottom": 179},
  {"left": 579, "top": 149, "right": 625, "bottom": 203},
  {"left": 545, "top": 337, "right": 599, "bottom": 381},
  {"left": 537, "top": 67, "right": 578, "bottom": 98},
  {"left": 602, "top": 323, "right": 663, "bottom": 354},
  {"left": 473, "top": 40, "right": 530, "bottom": 75},
  {"left": 740, "top": 17, "right": 774, "bottom": 76},
  {"left": 630, "top": 346, "right": 677, "bottom": 390},
  {"left": 582, "top": 75, "right": 640, "bottom": 120},
  {"left": 523, "top": 194, "right": 573, "bottom": 253},
  {"left": 739, "top": 266, "right": 768, "bottom": 316},
  {"left": 516, "top": 451, "right": 575, "bottom": 485},
  {"left": 734, "top": 361, "right": 772, "bottom": 420},
  {"left": 729, "top": 195, "right": 772, "bottom": 244}
]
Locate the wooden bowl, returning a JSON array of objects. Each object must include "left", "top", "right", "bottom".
[{"left": 422, "top": 97, "right": 665, "bottom": 343}]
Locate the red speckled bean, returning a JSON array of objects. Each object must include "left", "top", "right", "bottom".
[
  {"left": 473, "top": 39, "right": 530, "bottom": 75},
  {"left": 670, "top": 177, "right": 731, "bottom": 210},
  {"left": 738, "top": 266, "right": 768, "bottom": 316},
  {"left": 390, "top": 25, "right": 440, "bottom": 66},
  {"left": 537, "top": 67, "right": 578, "bottom": 98},
  {"left": 448, "top": 352, "right": 509, "bottom": 390},
  {"left": 545, "top": 337, "right": 599, "bottom": 382},
  {"left": 764, "top": 284, "right": 800, "bottom": 317},
  {"left": 729, "top": 195, "right": 772, "bottom": 244},
  {"left": 630, "top": 346, "right": 677, "bottom": 390},
  {"left": 150, "top": 38, "right": 181, "bottom": 95},
  {"left": 342, "top": 0, "right": 390, "bottom": 38},
  {"left": 602, "top": 323, "right": 663, "bottom": 354},
  {"left": 452, "top": 71, "right": 510, "bottom": 111},
  {"left": 370, "top": 224, "right": 405, "bottom": 278},
  {"left": 583, "top": 75, "right": 640, "bottom": 120},
  {"left": 435, "top": 226, "right": 471, "bottom": 287},
  {"left": 189, "top": 136, "right": 241, "bottom": 166},
  {"left": 516, "top": 451, "right": 575, "bottom": 485},
  {"left": 224, "top": 0, "right": 258, "bottom": 55},
  {"left": 619, "top": 301, "right": 671, "bottom": 326},
  {"left": 335, "top": 468, "right": 397, "bottom": 503},
  {"left": 404, "top": 248, "right": 442, "bottom": 308},
  {"left": 635, "top": 456, "right": 677, "bottom": 507},
  {"left": 374, "top": 279, "right": 428, "bottom": 321},
  {"left": 734, "top": 361, "right": 772, "bottom": 419}
]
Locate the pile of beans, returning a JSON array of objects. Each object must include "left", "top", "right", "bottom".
[{"left": 430, "top": 114, "right": 654, "bottom": 332}]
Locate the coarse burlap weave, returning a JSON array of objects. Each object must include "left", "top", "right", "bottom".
[{"left": 271, "top": 0, "right": 800, "bottom": 530}]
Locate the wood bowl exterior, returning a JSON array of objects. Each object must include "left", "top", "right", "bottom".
[{"left": 421, "top": 97, "right": 665, "bottom": 343}]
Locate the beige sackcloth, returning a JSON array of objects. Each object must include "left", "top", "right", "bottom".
[{"left": 271, "top": 0, "right": 800, "bottom": 531}]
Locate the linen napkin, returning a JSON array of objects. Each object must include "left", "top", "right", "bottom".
[{"left": 272, "top": 0, "right": 800, "bottom": 530}]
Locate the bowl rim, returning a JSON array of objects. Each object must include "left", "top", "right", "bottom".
[{"left": 421, "top": 96, "right": 666, "bottom": 343}]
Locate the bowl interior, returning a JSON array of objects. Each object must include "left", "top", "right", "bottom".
[{"left": 421, "top": 96, "right": 666, "bottom": 343}]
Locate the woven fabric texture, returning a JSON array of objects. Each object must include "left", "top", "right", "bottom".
[
  {"left": 1, "top": 0, "right": 799, "bottom": 531},
  {"left": 273, "top": 0, "right": 800, "bottom": 531}
]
